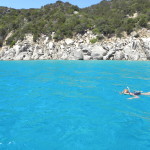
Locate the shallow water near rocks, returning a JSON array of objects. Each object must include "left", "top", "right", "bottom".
[{"left": 0, "top": 60, "right": 150, "bottom": 150}]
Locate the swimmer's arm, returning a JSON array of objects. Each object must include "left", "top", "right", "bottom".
[
  {"left": 128, "top": 95, "right": 139, "bottom": 99},
  {"left": 120, "top": 92, "right": 130, "bottom": 95},
  {"left": 124, "top": 93, "right": 130, "bottom": 95},
  {"left": 141, "top": 92, "right": 150, "bottom": 95}
]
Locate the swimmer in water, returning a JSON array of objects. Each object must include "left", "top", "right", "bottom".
[{"left": 121, "top": 88, "right": 150, "bottom": 99}]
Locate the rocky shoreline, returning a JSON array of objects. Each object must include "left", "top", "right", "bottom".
[{"left": 0, "top": 29, "right": 150, "bottom": 61}]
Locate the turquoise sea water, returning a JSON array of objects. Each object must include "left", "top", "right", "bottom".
[{"left": 0, "top": 60, "right": 150, "bottom": 150}]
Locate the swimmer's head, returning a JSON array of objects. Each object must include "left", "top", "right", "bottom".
[{"left": 122, "top": 89, "right": 130, "bottom": 94}]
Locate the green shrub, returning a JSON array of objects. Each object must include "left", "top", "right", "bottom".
[
  {"left": 138, "top": 16, "right": 148, "bottom": 27},
  {"left": 10, "top": 41, "right": 16, "bottom": 47},
  {"left": 90, "top": 38, "right": 98, "bottom": 44},
  {"left": 0, "top": 39, "right": 3, "bottom": 47}
]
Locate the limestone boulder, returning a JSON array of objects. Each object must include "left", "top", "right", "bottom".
[
  {"left": 23, "top": 55, "right": 31, "bottom": 60},
  {"left": 103, "top": 50, "right": 115, "bottom": 60},
  {"left": 32, "top": 53, "right": 39, "bottom": 60},
  {"left": 39, "top": 54, "right": 49, "bottom": 60},
  {"left": 65, "top": 39, "right": 74, "bottom": 45},
  {"left": 73, "top": 49, "right": 83, "bottom": 60},
  {"left": 114, "top": 51, "right": 125, "bottom": 60},
  {"left": 13, "top": 45, "right": 21, "bottom": 56},
  {"left": 14, "top": 52, "right": 27, "bottom": 60},
  {"left": 82, "top": 47, "right": 91, "bottom": 56},
  {"left": 91, "top": 45, "right": 107, "bottom": 60},
  {"left": 48, "top": 42, "right": 54, "bottom": 49},
  {"left": 123, "top": 45, "right": 140, "bottom": 60},
  {"left": 145, "top": 50, "right": 150, "bottom": 60},
  {"left": 61, "top": 53, "right": 68, "bottom": 60},
  {"left": 131, "top": 31, "right": 139, "bottom": 37},
  {"left": 83, "top": 55, "right": 91, "bottom": 60}
]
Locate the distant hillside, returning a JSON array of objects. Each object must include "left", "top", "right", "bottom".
[
  {"left": 0, "top": 0, "right": 150, "bottom": 47},
  {"left": 82, "top": 0, "right": 150, "bottom": 36}
]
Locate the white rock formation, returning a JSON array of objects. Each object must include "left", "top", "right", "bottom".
[{"left": 0, "top": 29, "right": 150, "bottom": 61}]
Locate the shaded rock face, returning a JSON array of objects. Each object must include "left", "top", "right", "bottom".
[
  {"left": 73, "top": 49, "right": 83, "bottom": 60},
  {"left": 114, "top": 51, "right": 124, "bottom": 60},
  {"left": 91, "top": 46, "right": 107, "bottom": 60},
  {"left": 0, "top": 32, "right": 150, "bottom": 61}
]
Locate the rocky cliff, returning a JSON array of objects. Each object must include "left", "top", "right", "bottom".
[{"left": 0, "top": 29, "right": 150, "bottom": 61}]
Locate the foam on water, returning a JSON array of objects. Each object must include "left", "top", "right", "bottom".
[{"left": 0, "top": 60, "right": 150, "bottom": 150}]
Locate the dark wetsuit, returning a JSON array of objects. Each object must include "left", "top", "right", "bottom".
[{"left": 133, "top": 91, "right": 141, "bottom": 95}]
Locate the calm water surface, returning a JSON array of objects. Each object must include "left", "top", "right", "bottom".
[{"left": 0, "top": 60, "right": 150, "bottom": 150}]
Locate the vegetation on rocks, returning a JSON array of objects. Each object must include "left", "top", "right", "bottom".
[{"left": 0, "top": 0, "right": 150, "bottom": 47}]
